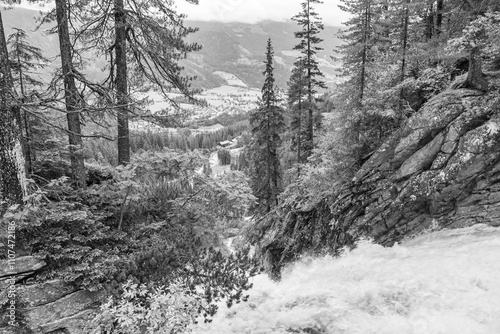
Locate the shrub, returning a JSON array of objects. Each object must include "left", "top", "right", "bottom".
[
  {"left": 7, "top": 149, "right": 259, "bottom": 309},
  {"left": 94, "top": 281, "right": 207, "bottom": 334}
]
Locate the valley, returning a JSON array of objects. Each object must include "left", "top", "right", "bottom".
[{"left": 2, "top": 1, "right": 500, "bottom": 334}]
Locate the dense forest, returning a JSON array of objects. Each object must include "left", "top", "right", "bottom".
[{"left": 1, "top": 0, "right": 499, "bottom": 333}]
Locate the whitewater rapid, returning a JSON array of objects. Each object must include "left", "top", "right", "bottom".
[{"left": 190, "top": 224, "right": 500, "bottom": 334}]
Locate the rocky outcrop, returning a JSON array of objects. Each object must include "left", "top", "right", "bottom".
[
  {"left": 332, "top": 89, "right": 500, "bottom": 245},
  {"left": 260, "top": 87, "right": 500, "bottom": 273},
  {"left": 0, "top": 256, "right": 46, "bottom": 290},
  {"left": 0, "top": 257, "right": 102, "bottom": 334}
]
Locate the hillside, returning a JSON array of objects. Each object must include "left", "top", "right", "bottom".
[
  {"left": 183, "top": 20, "right": 342, "bottom": 89},
  {"left": 1, "top": 8, "right": 341, "bottom": 90}
]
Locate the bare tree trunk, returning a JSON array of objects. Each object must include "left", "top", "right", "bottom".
[
  {"left": 55, "top": 0, "right": 87, "bottom": 189},
  {"left": 359, "top": 0, "right": 371, "bottom": 103},
  {"left": 425, "top": 2, "right": 435, "bottom": 40},
  {"left": 400, "top": 0, "right": 409, "bottom": 82},
  {"left": 115, "top": 0, "right": 130, "bottom": 166},
  {"left": 297, "top": 96, "right": 302, "bottom": 176},
  {"left": 0, "top": 12, "right": 26, "bottom": 214},
  {"left": 22, "top": 108, "right": 33, "bottom": 175},
  {"left": 466, "top": 47, "right": 488, "bottom": 91},
  {"left": 306, "top": 0, "right": 313, "bottom": 161},
  {"left": 436, "top": 0, "right": 444, "bottom": 36},
  {"left": 266, "top": 108, "right": 272, "bottom": 213},
  {"left": 16, "top": 40, "right": 33, "bottom": 175}
]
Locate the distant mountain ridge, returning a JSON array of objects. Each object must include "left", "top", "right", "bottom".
[
  {"left": 1, "top": 8, "right": 342, "bottom": 90},
  {"left": 184, "top": 20, "right": 342, "bottom": 89}
]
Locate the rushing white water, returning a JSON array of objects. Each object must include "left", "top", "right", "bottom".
[{"left": 191, "top": 224, "right": 500, "bottom": 334}]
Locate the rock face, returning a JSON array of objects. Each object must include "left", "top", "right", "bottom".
[
  {"left": 338, "top": 89, "right": 500, "bottom": 244},
  {"left": 260, "top": 88, "right": 500, "bottom": 273},
  {"left": 0, "top": 257, "right": 102, "bottom": 334}
]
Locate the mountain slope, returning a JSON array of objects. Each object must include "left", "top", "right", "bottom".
[
  {"left": 1, "top": 8, "right": 341, "bottom": 90},
  {"left": 184, "top": 20, "right": 342, "bottom": 89}
]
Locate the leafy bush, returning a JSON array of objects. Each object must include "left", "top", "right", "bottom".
[{"left": 94, "top": 281, "right": 207, "bottom": 334}]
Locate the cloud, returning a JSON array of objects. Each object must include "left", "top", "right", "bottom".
[
  {"left": 12, "top": 0, "right": 348, "bottom": 27},
  {"left": 176, "top": 0, "right": 349, "bottom": 26}
]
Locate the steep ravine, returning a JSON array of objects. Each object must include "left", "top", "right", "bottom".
[{"left": 261, "top": 87, "right": 500, "bottom": 272}]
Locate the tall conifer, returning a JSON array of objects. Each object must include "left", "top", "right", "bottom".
[
  {"left": 337, "top": 0, "right": 376, "bottom": 105},
  {"left": 7, "top": 28, "right": 49, "bottom": 174},
  {"left": 248, "top": 38, "right": 285, "bottom": 212},
  {"left": 291, "top": 0, "right": 326, "bottom": 161},
  {"left": 55, "top": 0, "right": 87, "bottom": 188},
  {"left": 0, "top": 10, "right": 26, "bottom": 213},
  {"left": 287, "top": 58, "right": 309, "bottom": 173}
]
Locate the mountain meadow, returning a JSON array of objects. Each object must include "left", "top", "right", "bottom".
[{"left": 1, "top": 0, "right": 500, "bottom": 333}]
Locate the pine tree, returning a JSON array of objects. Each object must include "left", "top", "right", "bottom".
[
  {"left": 54, "top": 0, "right": 87, "bottom": 189},
  {"left": 287, "top": 58, "right": 309, "bottom": 173},
  {"left": 248, "top": 39, "right": 285, "bottom": 212},
  {"left": 337, "top": 0, "right": 376, "bottom": 105},
  {"left": 291, "top": 0, "right": 326, "bottom": 160},
  {"left": 7, "top": 28, "right": 49, "bottom": 174},
  {"left": 75, "top": 0, "right": 201, "bottom": 165},
  {"left": 114, "top": 0, "right": 129, "bottom": 165},
  {"left": 0, "top": 11, "right": 26, "bottom": 213}
]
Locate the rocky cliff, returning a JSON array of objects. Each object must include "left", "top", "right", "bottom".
[{"left": 260, "top": 87, "right": 500, "bottom": 275}]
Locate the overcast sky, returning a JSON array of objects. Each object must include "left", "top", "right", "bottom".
[
  {"left": 176, "top": 0, "right": 348, "bottom": 27},
  {"left": 15, "top": 0, "right": 348, "bottom": 27}
]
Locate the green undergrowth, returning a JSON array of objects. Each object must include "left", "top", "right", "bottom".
[{"left": 2, "top": 149, "right": 261, "bottom": 328}]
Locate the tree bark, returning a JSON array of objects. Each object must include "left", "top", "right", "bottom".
[
  {"left": 359, "top": 0, "right": 371, "bottom": 103},
  {"left": 436, "top": 0, "right": 444, "bottom": 36},
  {"left": 306, "top": 0, "right": 314, "bottom": 161},
  {"left": 55, "top": 0, "right": 87, "bottom": 189},
  {"left": 0, "top": 11, "right": 26, "bottom": 213},
  {"left": 400, "top": 0, "right": 409, "bottom": 82},
  {"left": 15, "top": 35, "right": 33, "bottom": 175},
  {"left": 115, "top": 0, "right": 130, "bottom": 166},
  {"left": 466, "top": 47, "right": 488, "bottom": 91},
  {"left": 425, "top": 2, "right": 434, "bottom": 40}
]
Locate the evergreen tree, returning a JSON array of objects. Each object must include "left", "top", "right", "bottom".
[
  {"left": 0, "top": 10, "right": 26, "bottom": 213},
  {"left": 54, "top": 0, "right": 87, "bottom": 189},
  {"left": 287, "top": 58, "right": 309, "bottom": 173},
  {"left": 114, "top": 0, "right": 129, "bottom": 166},
  {"left": 291, "top": 0, "right": 326, "bottom": 160},
  {"left": 7, "top": 28, "right": 49, "bottom": 174},
  {"left": 248, "top": 38, "right": 285, "bottom": 212},
  {"left": 337, "top": 0, "right": 376, "bottom": 105},
  {"left": 74, "top": 0, "right": 201, "bottom": 165}
]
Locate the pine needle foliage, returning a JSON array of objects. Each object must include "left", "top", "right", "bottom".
[
  {"left": 248, "top": 39, "right": 285, "bottom": 213},
  {"left": 291, "top": 0, "right": 326, "bottom": 161}
]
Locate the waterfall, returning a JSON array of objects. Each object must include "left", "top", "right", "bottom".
[{"left": 191, "top": 224, "right": 500, "bottom": 334}]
